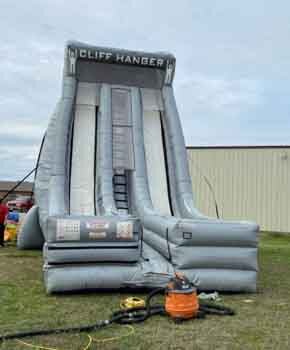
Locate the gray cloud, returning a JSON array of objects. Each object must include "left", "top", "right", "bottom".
[{"left": 1, "top": 0, "right": 290, "bottom": 179}]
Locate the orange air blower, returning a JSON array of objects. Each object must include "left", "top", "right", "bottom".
[{"left": 165, "top": 273, "right": 199, "bottom": 320}]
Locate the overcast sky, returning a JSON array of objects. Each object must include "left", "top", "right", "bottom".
[{"left": 1, "top": 0, "right": 290, "bottom": 180}]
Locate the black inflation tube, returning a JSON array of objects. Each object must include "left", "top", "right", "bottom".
[
  {"left": 0, "top": 320, "right": 111, "bottom": 342},
  {"left": 0, "top": 288, "right": 166, "bottom": 342},
  {"left": 0, "top": 289, "right": 235, "bottom": 342}
]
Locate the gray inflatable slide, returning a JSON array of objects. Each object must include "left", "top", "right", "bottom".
[{"left": 18, "top": 42, "right": 259, "bottom": 293}]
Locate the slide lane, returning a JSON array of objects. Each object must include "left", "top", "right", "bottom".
[{"left": 70, "top": 83, "right": 98, "bottom": 215}]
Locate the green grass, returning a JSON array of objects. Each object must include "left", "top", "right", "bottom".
[{"left": 1, "top": 233, "right": 290, "bottom": 350}]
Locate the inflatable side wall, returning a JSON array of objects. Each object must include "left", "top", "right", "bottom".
[{"left": 18, "top": 41, "right": 259, "bottom": 293}]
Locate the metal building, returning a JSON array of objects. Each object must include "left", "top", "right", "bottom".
[{"left": 187, "top": 146, "right": 290, "bottom": 233}]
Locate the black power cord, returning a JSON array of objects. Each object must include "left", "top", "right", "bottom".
[
  {"left": 0, "top": 289, "right": 163, "bottom": 342},
  {"left": 198, "top": 302, "right": 235, "bottom": 317},
  {"left": 0, "top": 288, "right": 235, "bottom": 343}
]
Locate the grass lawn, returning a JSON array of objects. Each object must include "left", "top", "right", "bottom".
[{"left": 0, "top": 232, "right": 290, "bottom": 350}]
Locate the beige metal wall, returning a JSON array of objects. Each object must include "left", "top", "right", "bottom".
[{"left": 187, "top": 147, "right": 290, "bottom": 232}]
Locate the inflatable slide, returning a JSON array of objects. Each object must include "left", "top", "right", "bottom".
[{"left": 18, "top": 42, "right": 259, "bottom": 293}]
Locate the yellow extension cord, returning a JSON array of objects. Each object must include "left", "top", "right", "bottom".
[
  {"left": 16, "top": 335, "right": 92, "bottom": 350},
  {"left": 14, "top": 298, "right": 140, "bottom": 349},
  {"left": 90, "top": 324, "right": 135, "bottom": 344},
  {"left": 16, "top": 339, "right": 59, "bottom": 350},
  {"left": 120, "top": 296, "right": 146, "bottom": 309},
  {"left": 15, "top": 325, "right": 135, "bottom": 350}
]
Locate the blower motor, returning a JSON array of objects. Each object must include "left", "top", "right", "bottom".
[{"left": 165, "top": 273, "right": 199, "bottom": 320}]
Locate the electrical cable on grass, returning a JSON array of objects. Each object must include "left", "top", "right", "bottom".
[
  {"left": 83, "top": 335, "right": 92, "bottom": 350},
  {"left": 15, "top": 327, "right": 134, "bottom": 349},
  {"left": 1, "top": 289, "right": 234, "bottom": 343},
  {"left": 16, "top": 339, "right": 59, "bottom": 350},
  {"left": 16, "top": 334, "right": 93, "bottom": 350},
  {"left": 90, "top": 325, "right": 135, "bottom": 344}
]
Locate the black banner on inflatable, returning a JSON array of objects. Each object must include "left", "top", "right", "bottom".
[
  {"left": 66, "top": 44, "right": 176, "bottom": 85},
  {"left": 68, "top": 46, "right": 172, "bottom": 68}
]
